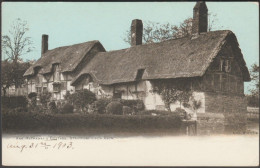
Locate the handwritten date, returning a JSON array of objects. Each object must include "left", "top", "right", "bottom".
[{"left": 7, "top": 141, "right": 74, "bottom": 152}]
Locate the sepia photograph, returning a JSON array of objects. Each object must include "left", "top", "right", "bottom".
[{"left": 1, "top": 1, "right": 259, "bottom": 166}]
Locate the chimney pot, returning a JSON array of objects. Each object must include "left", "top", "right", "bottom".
[
  {"left": 41, "top": 34, "right": 48, "bottom": 56},
  {"left": 131, "top": 19, "right": 143, "bottom": 46},
  {"left": 192, "top": 1, "right": 208, "bottom": 35}
]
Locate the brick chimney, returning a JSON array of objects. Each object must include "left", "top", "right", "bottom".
[
  {"left": 131, "top": 19, "right": 143, "bottom": 46},
  {"left": 192, "top": 1, "right": 208, "bottom": 35},
  {"left": 41, "top": 34, "right": 48, "bottom": 56}
]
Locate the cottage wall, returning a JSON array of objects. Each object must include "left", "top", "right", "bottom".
[
  {"left": 144, "top": 80, "right": 205, "bottom": 113},
  {"left": 25, "top": 43, "right": 103, "bottom": 101}
]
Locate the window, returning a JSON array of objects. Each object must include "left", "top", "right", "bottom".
[
  {"left": 113, "top": 92, "right": 122, "bottom": 99},
  {"left": 224, "top": 60, "right": 231, "bottom": 72},
  {"left": 220, "top": 59, "right": 231, "bottom": 73},
  {"left": 36, "top": 87, "right": 42, "bottom": 94},
  {"left": 53, "top": 83, "right": 61, "bottom": 93},
  {"left": 43, "top": 87, "right": 47, "bottom": 93}
]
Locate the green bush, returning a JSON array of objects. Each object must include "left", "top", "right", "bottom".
[
  {"left": 64, "top": 89, "right": 96, "bottom": 111},
  {"left": 106, "top": 101, "right": 123, "bottom": 115},
  {"left": 49, "top": 101, "right": 58, "bottom": 113},
  {"left": 173, "top": 108, "right": 187, "bottom": 119},
  {"left": 61, "top": 103, "right": 74, "bottom": 114},
  {"left": 93, "top": 98, "right": 112, "bottom": 114},
  {"left": 39, "top": 91, "right": 52, "bottom": 108},
  {"left": 2, "top": 112, "right": 182, "bottom": 133},
  {"left": 28, "top": 92, "right": 37, "bottom": 99},
  {"left": 123, "top": 106, "right": 133, "bottom": 115}
]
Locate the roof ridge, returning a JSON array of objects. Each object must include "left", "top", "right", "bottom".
[
  {"left": 103, "top": 30, "right": 232, "bottom": 54},
  {"left": 43, "top": 40, "right": 100, "bottom": 53}
]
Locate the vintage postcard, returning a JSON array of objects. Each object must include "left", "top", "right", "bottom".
[{"left": 1, "top": 1, "right": 259, "bottom": 166}]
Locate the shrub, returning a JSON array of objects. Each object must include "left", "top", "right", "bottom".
[
  {"left": 2, "top": 112, "right": 182, "bottom": 134},
  {"left": 106, "top": 101, "right": 123, "bottom": 115},
  {"left": 93, "top": 98, "right": 112, "bottom": 114},
  {"left": 173, "top": 108, "right": 187, "bottom": 119},
  {"left": 123, "top": 106, "right": 133, "bottom": 115},
  {"left": 39, "top": 91, "right": 52, "bottom": 108},
  {"left": 64, "top": 89, "right": 96, "bottom": 111},
  {"left": 49, "top": 101, "right": 58, "bottom": 113},
  {"left": 28, "top": 92, "right": 37, "bottom": 99},
  {"left": 61, "top": 103, "right": 74, "bottom": 114}
]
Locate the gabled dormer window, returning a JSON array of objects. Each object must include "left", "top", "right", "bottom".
[
  {"left": 53, "top": 64, "right": 61, "bottom": 82},
  {"left": 136, "top": 69, "right": 145, "bottom": 81}
]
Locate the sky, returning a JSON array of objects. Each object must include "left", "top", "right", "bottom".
[{"left": 2, "top": 2, "right": 259, "bottom": 93}]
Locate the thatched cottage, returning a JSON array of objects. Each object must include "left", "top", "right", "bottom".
[{"left": 24, "top": 2, "right": 250, "bottom": 114}]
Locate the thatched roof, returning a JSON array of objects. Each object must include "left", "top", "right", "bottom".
[
  {"left": 71, "top": 30, "right": 250, "bottom": 86},
  {"left": 24, "top": 40, "right": 104, "bottom": 76}
]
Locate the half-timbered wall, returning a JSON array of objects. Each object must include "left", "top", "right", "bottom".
[
  {"left": 202, "top": 43, "right": 246, "bottom": 114},
  {"left": 26, "top": 64, "right": 75, "bottom": 101}
]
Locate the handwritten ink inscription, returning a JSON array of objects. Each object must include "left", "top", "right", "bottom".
[{"left": 7, "top": 141, "right": 74, "bottom": 152}]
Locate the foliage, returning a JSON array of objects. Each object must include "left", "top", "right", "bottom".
[
  {"left": 152, "top": 80, "right": 192, "bottom": 111},
  {"left": 28, "top": 92, "right": 37, "bottom": 99},
  {"left": 64, "top": 89, "right": 96, "bottom": 112},
  {"left": 27, "top": 92, "right": 37, "bottom": 110},
  {"left": 123, "top": 13, "right": 220, "bottom": 45},
  {"left": 93, "top": 98, "right": 112, "bottom": 114},
  {"left": 247, "top": 63, "right": 259, "bottom": 107},
  {"left": 39, "top": 91, "right": 52, "bottom": 109},
  {"left": 61, "top": 103, "right": 74, "bottom": 114},
  {"left": 49, "top": 101, "right": 57, "bottom": 113},
  {"left": 2, "top": 18, "right": 34, "bottom": 88},
  {"left": 1, "top": 60, "right": 31, "bottom": 96},
  {"left": 173, "top": 108, "right": 187, "bottom": 119},
  {"left": 106, "top": 101, "right": 123, "bottom": 115}
]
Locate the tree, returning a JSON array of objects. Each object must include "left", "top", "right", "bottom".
[
  {"left": 249, "top": 63, "right": 259, "bottom": 94},
  {"left": 247, "top": 63, "right": 259, "bottom": 107},
  {"left": 1, "top": 60, "right": 13, "bottom": 97},
  {"left": 123, "top": 13, "right": 221, "bottom": 45},
  {"left": 2, "top": 18, "right": 34, "bottom": 88},
  {"left": 1, "top": 60, "right": 30, "bottom": 97},
  {"left": 64, "top": 89, "right": 97, "bottom": 113}
]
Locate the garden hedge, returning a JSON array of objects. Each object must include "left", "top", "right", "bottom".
[
  {"left": 2, "top": 111, "right": 182, "bottom": 134},
  {"left": 1, "top": 96, "right": 28, "bottom": 109}
]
